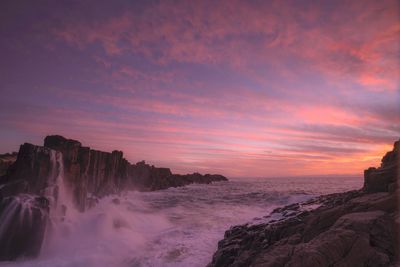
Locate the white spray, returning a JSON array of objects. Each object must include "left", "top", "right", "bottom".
[
  {"left": 40, "top": 150, "right": 79, "bottom": 256},
  {"left": 44, "top": 150, "right": 76, "bottom": 221}
]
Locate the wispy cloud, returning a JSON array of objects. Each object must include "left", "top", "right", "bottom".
[{"left": 0, "top": 0, "right": 398, "bottom": 176}]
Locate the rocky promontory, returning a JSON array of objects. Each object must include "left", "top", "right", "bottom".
[
  {"left": 0, "top": 135, "right": 227, "bottom": 211},
  {"left": 208, "top": 140, "right": 399, "bottom": 267},
  {"left": 0, "top": 135, "right": 227, "bottom": 260}
]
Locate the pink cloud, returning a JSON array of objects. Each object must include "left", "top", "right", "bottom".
[
  {"left": 53, "top": 0, "right": 398, "bottom": 96},
  {"left": 1, "top": 0, "right": 398, "bottom": 177}
]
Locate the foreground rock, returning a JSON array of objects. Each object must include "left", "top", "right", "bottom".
[
  {"left": 209, "top": 140, "right": 399, "bottom": 267},
  {"left": 0, "top": 135, "right": 227, "bottom": 260},
  {"left": 0, "top": 195, "right": 49, "bottom": 260}
]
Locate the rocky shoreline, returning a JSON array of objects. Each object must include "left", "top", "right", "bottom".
[
  {"left": 0, "top": 135, "right": 227, "bottom": 260},
  {"left": 208, "top": 140, "right": 399, "bottom": 267}
]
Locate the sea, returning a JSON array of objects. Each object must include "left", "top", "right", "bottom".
[{"left": 1, "top": 175, "right": 362, "bottom": 267}]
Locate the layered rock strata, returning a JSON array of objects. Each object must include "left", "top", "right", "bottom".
[{"left": 208, "top": 140, "right": 399, "bottom": 267}]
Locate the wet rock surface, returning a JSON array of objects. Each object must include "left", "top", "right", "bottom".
[
  {"left": 0, "top": 194, "right": 49, "bottom": 260},
  {"left": 0, "top": 152, "right": 17, "bottom": 176},
  {"left": 208, "top": 140, "right": 399, "bottom": 267}
]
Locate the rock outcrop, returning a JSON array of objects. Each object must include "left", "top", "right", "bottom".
[
  {"left": 0, "top": 152, "right": 17, "bottom": 176},
  {"left": 364, "top": 140, "right": 399, "bottom": 193},
  {"left": 130, "top": 161, "right": 227, "bottom": 191},
  {"left": 42, "top": 135, "right": 131, "bottom": 211},
  {"left": 0, "top": 144, "right": 55, "bottom": 197},
  {"left": 208, "top": 140, "right": 399, "bottom": 267},
  {"left": 0, "top": 195, "right": 49, "bottom": 260},
  {"left": 1, "top": 135, "right": 227, "bottom": 212},
  {"left": 0, "top": 135, "right": 227, "bottom": 260}
]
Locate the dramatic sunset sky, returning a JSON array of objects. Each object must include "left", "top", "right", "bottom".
[{"left": 0, "top": 0, "right": 399, "bottom": 177}]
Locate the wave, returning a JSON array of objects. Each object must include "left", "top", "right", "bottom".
[{"left": 0, "top": 176, "right": 362, "bottom": 267}]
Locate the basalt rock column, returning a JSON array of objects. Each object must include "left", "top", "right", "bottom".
[
  {"left": 44, "top": 135, "right": 130, "bottom": 211},
  {"left": 0, "top": 144, "right": 55, "bottom": 260}
]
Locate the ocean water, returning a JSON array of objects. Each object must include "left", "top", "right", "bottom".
[{"left": 1, "top": 176, "right": 362, "bottom": 267}]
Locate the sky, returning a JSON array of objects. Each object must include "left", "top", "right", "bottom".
[{"left": 0, "top": 0, "right": 399, "bottom": 177}]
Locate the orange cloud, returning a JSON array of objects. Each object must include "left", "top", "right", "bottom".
[{"left": 1, "top": 0, "right": 398, "bottom": 177}]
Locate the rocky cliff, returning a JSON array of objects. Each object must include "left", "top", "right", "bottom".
[
  {"left": 0, "top": 152, "right": 17, "bottom": 176},
  {"left": 0, "top": 135, "right": 227, "bottom": 260},
  {"left": 1, "top": 135, "right": 227, "bottom": 212},
  {"left": 208, "top": 140, "right": 399, "bottom": 267}
]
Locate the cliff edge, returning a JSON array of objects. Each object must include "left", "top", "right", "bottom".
[{"left": 0, "top": 135, "right": 227, "bottom": 212}]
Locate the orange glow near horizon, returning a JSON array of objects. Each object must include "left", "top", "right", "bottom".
[{"left": 0, "top": 0, "right": 399, "bottom": 177}]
